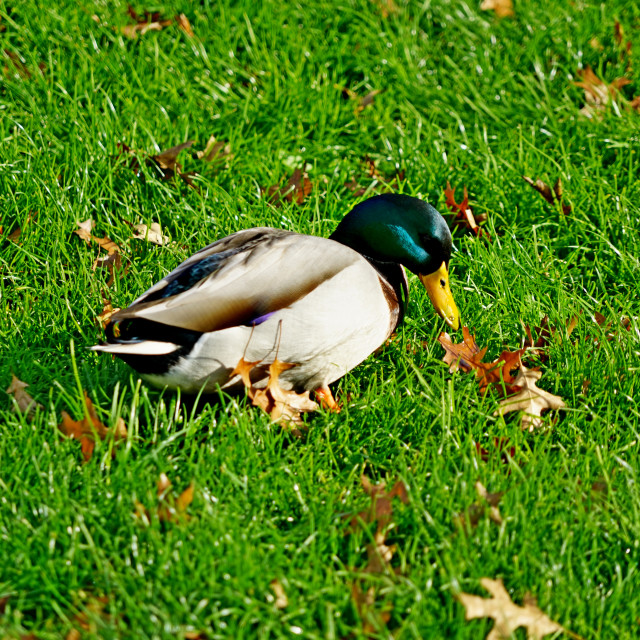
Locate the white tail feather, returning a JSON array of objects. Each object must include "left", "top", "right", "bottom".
[{"left": 90, "top": 341, "right": 180, "bottom": 356}]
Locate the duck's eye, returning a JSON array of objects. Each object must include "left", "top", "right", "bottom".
[{"left": 440, "top": 279, "right": 446, "bottom": 288}]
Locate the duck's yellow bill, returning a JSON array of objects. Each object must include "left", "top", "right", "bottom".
[{"left": 419, "top": 262, "right": 460, "bottom": 330}]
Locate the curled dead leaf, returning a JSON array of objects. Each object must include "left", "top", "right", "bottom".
[{"left": 523, "top": 176, "right": 571, "bottom": 215}]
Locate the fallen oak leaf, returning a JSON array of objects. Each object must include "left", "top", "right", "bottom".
[
  {"left": 456, "top": 578, "right": 574, "bottom": 640},
  {"left": 355, "top": 89, "right": 382, "bottom": 114},
  {"left": 175, "top": 13, "right": 194, "bottom": 37},
  {"left": 349, "top": 476, "right": 409, "bottom": 574},
  {"left": 523, "top": 176, "right": 571, "bottom": 215},
  {"left": 132, "top": 222, "right": 170, "bottom": 246},
  {"left": 454, "top": 481, "right": 503, "bottom": 531},
  {"left": 266, "top": 168, "right": 313, "bottom": 206},
  {"left": 96, "top": 299, "right": 120, "bottom": 329},
  {"left": 136, "top": 474, "right": 194, "bottom": 523},
  {"left": 438, "top": 328, "right": 524, "bottom": 393},
  {"left": 494, "top": 364, "right": 565, "bottom": 431},
  {"left": 443, "top": 182, "right": 490, "bottom": 239},
  {"left": 574, "top": 66, "right": 630, "bottom": 118},
  {"left": 195, "top": 135, "right": 232, "bottom": 164},
  {"left": 58, "top": 393, "right": 127, "bottom": 462},
  {"left": 438, "top": 327, "right": 487, "bottom": 373},
  {"left": 5, "top": 375, "right": 43, "bottom": 418},
  {"left": 232, "top": 357, "right": 318, "bottom": 425},
  {"left": 269, "top": 579, "right": 288, "bottom": 610},
  {"left": 480, "top": 0, "right": 514, "bottom": 18}
]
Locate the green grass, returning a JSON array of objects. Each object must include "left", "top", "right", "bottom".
[{"left": 2, "top": 0, "right": 640, "bottom": 637}]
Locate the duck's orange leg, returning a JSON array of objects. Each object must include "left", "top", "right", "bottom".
[{"left": 315, "top": 385, "right": 341, "bottom": 412}]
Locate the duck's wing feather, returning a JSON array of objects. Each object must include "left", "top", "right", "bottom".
[{"left": 109, "top": 228, "right": 363, "bottom": 334}]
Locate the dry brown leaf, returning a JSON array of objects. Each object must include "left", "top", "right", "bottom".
[
  {"left": 196, "top": 135, "right": 232, "bottom": 164},
  {"left": 523, "top": 176, "right": 571, "bottom": 215},
  {"left": 480, "top": 0, "right": 514, "bottom": 18},
  {"left": 369, "top": 0, "right": 398, "bottom": 18},
  {"left": 454, "top": 481, "right": 503, "bottom": 531},
  {"left": 252, "top": 359, "right": 318, "bottom": 424},
  {"left": 356, "top": 89, "right": 382, "bottom": 114},
  {"left": 349, "top": 476, "right": 409, "bottom": 574},
  {"left": 444, "top": 182, "right": 490, "bottom": 239},
  {"left": 137, "top": 475, "right": 194, "bottom": 523},
  {"left": 574, "top": 65, "right": 630, "bottom": 118},
  {"left": 457, "top": 578, "right": 572, "bottom": 640},
  {"left": 495, "top": 365, "right": 565, "bottom": 431},
  {"left": 96, "top": 299, "right": 120, "bottom": 329},
  {"left": 438, "top": 328, "right": 524, "bottom": 393},
  {"left": 175, "top": 13, "right": 194, "bottom": 37},
  {"left": 5, "top": 375, "right": 43, "bottom": 418},
  {"left": 439, "top": 327, "right": 487, "bottom": 373},
  {"left": 266, "top": 168, "right": 313, "bottom": 206},
  {"left": 117, "top": 141, "right": 198, "bottom": 189},
  {"left": 58, "top": 393, "right": 127, "bottom": 462},
  {"left": 132, "top": 222, "right": 170, "bottom": 246},
  {"left": 269, "top": 579, "right": 288, "bottom": 610},
  {"left": 66, "top": 594, "right": 112, "bottom": 638}
]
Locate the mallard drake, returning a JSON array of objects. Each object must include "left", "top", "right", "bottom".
[{"left": 91, "top": 193, "right": 460, "bottom": 405}]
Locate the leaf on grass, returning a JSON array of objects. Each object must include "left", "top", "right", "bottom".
[
  {"left": 2, "top": 49, "right": 46, "bottom": 79},
  {"left": 195, "top": 135, "right": 232, "bottom": 164},
  {"left": 132, "top": 222, "right": 170, "bottom": 246},
  {"left": 350, "top": 475, "right": 408, "bottom": 574},
  {"left": 480, "top": 0, "right": 514, "bottom": 18},
  {"left": 355, "top": 89, "right": 382, "bottom": 114},
  {"left": 443, "top": 182, "right": 490, "bottom": 239},
  {"left": 117, "top": 141, "right": 198, "bottom": 189},
  {"left": 5, "top": 375, "right": 43, "bottom": 418},
  {"left": 475, "top": 438, "right": 515, "bottom": 465},
  {"left": 269, "top": 579, "right": 289, "bottom": 610},
  {"left": 175, "top": 13, "right": 194, "bottom": 37},
  {"left": 232, "top": 357, "right": 318, "bottom": 426},
  {"left": 524, "top": 315, "right": 578, "bottom": 361},
  {"left": 252, "top": 359, "right": 318, "bottom": 424},
  {"left": 494, "top": 365, "right": 565, "bottom": 431},
  {"left": 457, "top": 578, "right": 573, "bottom": 640},
  {"left": 66, "top": 594, "right": 113, "bottom": 639},
  {"left": 438, "top": 328, "right": 524, "bottom": 393},
  {"left": 96, "top": 299, "right": 120, "bottom": 329},
  {"left": 438, "top": 327, "right": 486, "bottom": 373},
  {"left": 574, "top": 65, "right": 630, "bottom": 118},
  {"left": 369, "top": 0, "right": 398, "bottom": 18},
  {"left": 58, "top": 393, "right": 127, "bottom": 462},
  {"left": 136, "top": 474, "right": 194, "bottom": 523},
  {"left": 266, "top": 168, "right": 313, "bottom": 206},
  {"left": 350, "top": 581, "right": 393, "bottom": 637},
  {"left": 454, "top": 481, "right": 503, "bottom": 531},
  {"left": 121, "top": 7, "right": 194, "bottom": 39},
  {"left": 344, "top": 156, "right": 405, "bottom": 196},
  {"left": 74, "top": 219, "right": 125, "bottom": 288},
  {"left": 523, "top": 176, "right": 571, "bottom": 215}
]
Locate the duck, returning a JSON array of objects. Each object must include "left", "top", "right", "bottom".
[{"left": 91, "top": 193, "right": 460, "bottom": 408}]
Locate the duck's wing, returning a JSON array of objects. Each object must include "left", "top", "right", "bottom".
[{"left": 106, "top": 228, "right": 363, "bottom": 335}]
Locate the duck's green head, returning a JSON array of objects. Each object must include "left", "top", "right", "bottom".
[{"left": 330, "top": 193, "right": 460, "bottom": 329}]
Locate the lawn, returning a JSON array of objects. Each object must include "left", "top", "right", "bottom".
[{"left": 1, "top": 0, "right": 640, "bottom": 638}]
